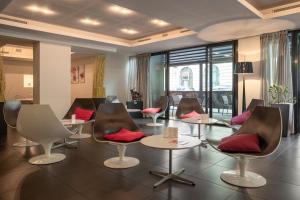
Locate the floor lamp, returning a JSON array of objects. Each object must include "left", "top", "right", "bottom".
[{"left": 235, "top": 62, "right": 253, "bottom": 112}]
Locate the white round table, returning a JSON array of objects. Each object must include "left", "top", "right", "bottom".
[
  {"left": 141, "top": 135, "right": 201, "bottom": 188},
  {"left": 61, "top": 119, "right": 92, "bottom": 139},
  {"left": 181, "top": 118, "right": 218, "bottom": 139}
]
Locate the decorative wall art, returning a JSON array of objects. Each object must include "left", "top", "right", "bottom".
[{"left": 71, "top": 64, "right": 85, "bottom": 84}]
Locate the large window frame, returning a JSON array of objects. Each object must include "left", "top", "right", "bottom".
[{"left": 150, "top": 40, "right": 238, "bottom": 119}]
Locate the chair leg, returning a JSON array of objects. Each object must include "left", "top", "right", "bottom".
[
  {"left": 28, "top": 143, "right": 66, "bottom": 165},
  {"left": 104, "top": 143, "right": 140, "bottom": 169},
  {"left": 146, "top": 114, "right": 163, "bottom": 126},
  {"left": 220, "top": 156, "right": 266, "bottom": 187}
]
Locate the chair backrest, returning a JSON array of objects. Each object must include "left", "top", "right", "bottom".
[
  {"left": 158, "top": 96, "right": 169, "bottom": 113},
  {"left": 17, "top": 105, "right": 72, "bottom": 144},
  {"left": 64, "top": 98, "right": 96, "bottom": 119},
  {"left": 3, "top": 100, "right": 21, "bottom": 128},
  {"left": 176, "top": 98, "right": 204, "bottom": 118},
  {"left": 236, "top": 106, "right": 282, "bottom": 156},
  {"left": 93, "top": 103, "right": 139, "bottom": 141},
  {"left": 105, "top": 95, "right": 118, "bottom": 103},
  {"left": 247, "top": 99, "right": 264, "bottom": 112},
  {"left": 92, "top": 98, "right": 106, "bottom": 109}
]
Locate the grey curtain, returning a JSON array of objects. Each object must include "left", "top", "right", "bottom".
[
  {"left": 127, "top": 56, "right": 137, "bottom": 100},
  {"left": 261, "top": 30, "right": 292, "bottom": 104},
  {"left": 136, "top": 54, "right": 150, "bottom": 108}
]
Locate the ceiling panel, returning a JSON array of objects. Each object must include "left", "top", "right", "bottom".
[
  {"left": 1, "top": 0, "right": 180, "bottom": 40},
  {"left": 246, "top": 0, "right": 299, "bottom": 10}
]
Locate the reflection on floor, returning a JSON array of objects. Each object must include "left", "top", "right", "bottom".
[{"left": 0, "top": 118, "right": 299, "bottom": 200}]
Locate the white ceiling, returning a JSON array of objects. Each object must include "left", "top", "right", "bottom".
[{"left": 1, "top": 0, "right": 300, "bottom": 54}]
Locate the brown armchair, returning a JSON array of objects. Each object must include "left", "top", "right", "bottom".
[
  {"left": 93, "top": 103, "right": 142, "bottom": 169},
  {"left": 207, "top": 106, "right": 282, "bottom": 187},
  {"left": 176, "top": 97, "right": 204, "bottom": 119}
]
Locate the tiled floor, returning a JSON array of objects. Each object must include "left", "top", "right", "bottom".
[{"left": 0, "top": 118, "right": 300, "bottom": 200}]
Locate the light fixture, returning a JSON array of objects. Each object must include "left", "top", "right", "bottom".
[
  {"left": 79, "top": 18, "right": 101, "bottom": 26},
  {"left": 121, "top": 28, "right": 138, "bottom": 35},
  {"left": 150, "top": 19, "right": 169, "bottom": 27},
  {"left": 25, "top": 4, "right": 57, "bottom": 15},
  {"left": 109, "top": 5, "right": 134, "bottom": 15}
]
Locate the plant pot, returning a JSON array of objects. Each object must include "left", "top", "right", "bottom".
[
  {"left": 271, "top": 103, "right": 290, "bottom": 137},
  {"left": 0, "top": 102, "right": 7, "bottom": 145}
]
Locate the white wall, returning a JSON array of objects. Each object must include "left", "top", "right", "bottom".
[
  {"left": 3, "top": 59, "right": 33, "bottom": 100},
  {"left": 34, "top": 42, "right": 71, "bottom": 118},
  {"left": 71, "top": 53, "right": 129, "bottom": 103},
  {"left": 238, "top": 36, "right": 262, "bottom": 114}
]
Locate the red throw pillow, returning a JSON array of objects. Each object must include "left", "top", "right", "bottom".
[
  {"left": 180, "top": 110, "right": 201, "bottom": 119},
  {"left": 104, "top": 128, "right": 145, "bottom": 142},
  {"left": 231, "top": 111, "right": 251, "bottom": 125},
  {"left": 142, "top": 107, "right": 161, "bottom": 114},
  {"left": 218, "top": 133, "right": 261, "bottom": 153},
  {"left": 74, "top": 107, "right": 94, "bottom": 121}
]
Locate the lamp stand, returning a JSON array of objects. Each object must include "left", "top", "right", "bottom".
[{"left": 242, "top": 74, "right": 246, "bottom": 112}]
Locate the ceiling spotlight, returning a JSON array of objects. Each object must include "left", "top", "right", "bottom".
[
  {"left": 79, "top": 18, "right": 101, "bottom": 26},
  {"left": 121, "top": 28, "right": 138, "bottom": 34},
  {"left": 25, "top": 4, "right": 57, "bottom": 15},
  {"left": 109, "top": 5, "right": 134, "bottom": 15},
  {"left": 150, "top": 19, "right": 169, "bottom": 27}
]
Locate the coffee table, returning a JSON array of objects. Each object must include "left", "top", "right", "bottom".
[
  {"left": 61, "top": 119, "right": 93, "bottom": 139},
  {"left": 181, "top": 118, "right": 218, "bottom": 139},
  {"left": 141, "top": 135, "right": 201, "bottom": 188}
]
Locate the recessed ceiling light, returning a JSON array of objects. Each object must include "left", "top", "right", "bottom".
[
  {"left": 25, "top": 4, "right": 57, "bottom": 15},
  {"left": 79, "top": 17, "right": 101, "bottom": 26},
  {"left": 121, "top": 28, "right": 138, "bottom": 34},
  {"left": 150, "top": 19, "right": 169, "bottom": 27},
  {"left": 109, "top": 5, "right": 134, "bottom": 15}
]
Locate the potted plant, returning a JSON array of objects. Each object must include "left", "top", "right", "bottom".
[
  {"left": 0, "top": 55, "right": 7, "bottom": 146},
  {"left": 268, "top": 84, "right": 294, "bottom": 137}
]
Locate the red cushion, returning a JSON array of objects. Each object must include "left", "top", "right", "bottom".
[
  {"left": 74, "top": 107, "right": 94, "bottom": 121},
  {"left": 218, "top": 133, "right": 261, "bottom": 153},
  {"left": 180, "top": 110, "right": 201, "bottom": 119},
  {"left": 104, "top": 128, "right": 145, "bottom": 142},
  {"left": 142, "top": 107, "right": 161, "bottom": 114},
  {"left": 231, "top": 111, "right": 251, "bottom": 125}
]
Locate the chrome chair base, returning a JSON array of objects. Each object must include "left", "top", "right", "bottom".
[
  {"left": 221, "top": 170, "right": 267, "bottom": 188},
  {"left": 29, "top": 153, "right": 66, "bottom": 165}
]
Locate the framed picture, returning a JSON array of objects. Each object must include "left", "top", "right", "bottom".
[
  {"left": 71, "top": 65, "right": 79, "bottom": 84},
  {"left": 78, "top": 64, "right": 85, "bottom": 83}
]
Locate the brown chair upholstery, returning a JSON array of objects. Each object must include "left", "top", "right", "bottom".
[
  {"left": 3, "top": 100, "right": 21, "bottom": 128},
  {"left": 93, "top": 103, "right": 141, "bottom": 169},
  {"left": 176, "top": 97, "right": 204, "bottom": 119},
  {"left": 207, "top": 106, "right": 282, "bottom": 187},
  {"left": 246, "top": 99, "right": 265, "bottom": 112},
  {"left": 64, "top": 98, "right": 97, "bottom": 120},
  {"left": 93, "top": 103, "right": 139, "bottom": 142},
  {"left": 92, "top": 98, "right": 106, "bottom": 109}
]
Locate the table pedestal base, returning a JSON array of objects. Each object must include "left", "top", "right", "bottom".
[
  {"left": 52, "top": 138, "right": 78, "bottom": 149},
  {"left": 150, "top": 168, "right": 195, "bottom": 188},
  {"left": 69, "top": 133, "right": 91, "bottom": 139}
]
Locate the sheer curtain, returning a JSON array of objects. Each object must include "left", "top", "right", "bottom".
[
  {"left": 261, "top": 30, "right": 292, "bottom": 104},
  {"left": 127, "top": 56, "right": 137, "bottom": 101},
  {"left": 136, "top": 54, "right": 150, "bottom": 108}
]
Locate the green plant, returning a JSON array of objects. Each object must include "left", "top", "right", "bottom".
[{"left": 268, "top": 84, "right": 294, "bottom": 104}]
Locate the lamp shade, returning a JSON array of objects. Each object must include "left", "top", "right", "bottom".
[{"left": 235, "top": 62, "right": 253, "bottom": 74}]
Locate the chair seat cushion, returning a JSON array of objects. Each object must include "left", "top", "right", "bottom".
[
  {"left": 142, "top": 107, "right": 161, "bottom": 114},
  {"left": 231, "top": 110, "right": 251, "bottom": 125},
  {"left": 104, "top": 128, "right": 145, "bottom": 142},
  {"left": 75, "top": 107, "right": 94, "bottom": 121},
  {"left": 180, "top": 110, "right": 201, "bottom": 119},
  {"left": 218, "top": 133, "right": 261, "bottom": 153}
]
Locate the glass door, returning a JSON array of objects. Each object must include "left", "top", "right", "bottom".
[{"left": 149, "top": 53, "right": 167, "bottom": 116}]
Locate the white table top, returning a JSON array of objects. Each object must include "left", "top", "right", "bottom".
[
  {"left": 61, "top": 119, "right": 85, "bottom": 126},
  {"left": 126, "top": 108, "right": 141, "bottom": 112},
  {"left": 181, "top": 118, "right": 218, "bottom": 125},
  {"left": 141, "top": 135, "right": 201, "bottom": 150}
]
